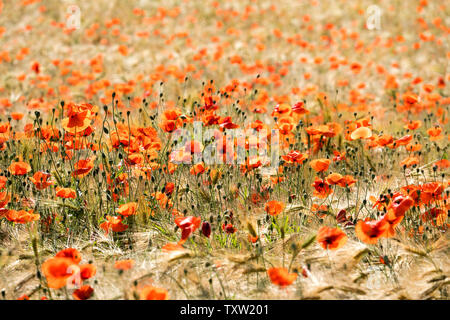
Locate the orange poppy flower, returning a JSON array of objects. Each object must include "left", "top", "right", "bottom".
[
  {"left": 376, "top": 134, "right": 394, "bottom": 147},
  {"left": 118, "top": 45, "right": 129, "bottom": 56},
  {"left": 434, "top": 159, "right": 450, "bottom": 170},
  {"left": 150, "top": 191, "right": 173, "bottom": 209},
  {"left": 405, "top": 143, "right": 422, "bottom": 152},
  {"left": 11, "top": 112, "right": 24, "bottom": 121},
  {"left": 72, "top": 158, "right": 94, "bottom": 178},
  {"left": 175, "top": 216, "right": 202, "bottom": 244},
  {"left": 164, "top": 182, "right": 175, "bottom": 195},
  {"left": 56, "top": 187, "right": 76, "bottom": 199},
  {"left": 325, "top": 173, "right": 343, "bottom": 185},
  {"left": 55, "top": 248, "right": 82, "bottom": 264},
  {"left": 427, "top": 127, "right": 443, "bottom": 141},
  {"left": 0, "top": 122, "right": 10, "bottom": 134},
  {"left": 282, "top": 150, "right": 308, "bottom": 164},
  {"left": 41, "top": 257, "right": 76, "bottom": 289},
  {"left": 29, "top": 171, "right": 54, "bottom": 189},
  {"left": 400, "top": 156, "right": 419, "bottom": 168},
  {"left": 338, "top": 175, "right": 357, "bottom": 188},
  {"left": 190, "top": 162, "right": 206, "bottom": 175},
  {"left": 404, "top": 120, "right": 422, "bottom": 130},
  {"left": 264, "top": 200, "right": 285, "bottom": 216},
  {"left": 159, "top": 108, "right": 183, "bottom": 133},
  {"left": 116, "top": 202, "right": 137, "bottom": 217},
  {"left": 402, "top": 182, "right": 444, "bottom": 206},
  {"left": 306, "top": 124, "right": 337, "bottom": 137},
  {"left": 350, "top": 126, "right": 372, "bottom": 140},
  {"left": 0, "top": 191, "right": 11, "bottom": 209},
  {"left": 139, "top": 286, "right": 169, "bottom": 300},
  {"left": 381, "top": 211, "right": 404, "bottom": 238},
  {"left": 8, "top": 161, "right": 31, "bottom": 176},
  {"left": 311, "top": 203, "right": 328, "bottom": 218},
  {"left": 267, "top": 267, "right": 298, "bottom": 287},
  {"left": 292, "top": 101, "right": 309, "bottom": 115},
  {"left": 61, "top": 103, "right": 94, "bottom": 135},
  {"left": 5, "top": 209, "right": 39, "bottom": 223},
  {"left": 317, "top": 226, "right": 348, "bottom": 250},
  {"left": 355, "top": 218, "right": 389, "bottom": 244},
  {"left": 0, "top": 176, "right": 7, "bottom": 189},
  {"left": 39, "top": 125, "right": 60, "bottom": 141},
  {"left": 310, "top": 159, "right": 331, "bottom": 172},
  {"left": 114, "top": 259, "right": 135, "bottom": 271},
  {"left": 209, "top": 169, "right": 222, "bottom": 184},
  {"left": 332, "top": 150, "right": 346, "bottom": 162},
  {"left": 100, "top": 215, "right": 128, "bottom": 234},
  {"left": 73, "top": 285, "right": 94, "bottom": 300},
  {"left": 403, "top": 93, "right": 419, "bottom": 105},
  {"left": 161, "top": 242, "right": 185, "bottom": 252}
]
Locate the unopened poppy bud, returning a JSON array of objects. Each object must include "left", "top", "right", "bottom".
[
  {"left": 246, "top": 221, "right": 257, "bottom": 238},
  {"left": 202, "top": 221, "right": 211, "bottom": 238}
]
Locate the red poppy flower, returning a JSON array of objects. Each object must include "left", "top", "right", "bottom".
[
  {"left": 317, "top": 226, "right": 348, "bottom": 250},
  {"left": 79, "top": 264, "right": 97, "bottom": 280},
  {"left": 164, "top": 182, "right": 175, "bottom": 195},
  {"left": 72, "top": 158, "right": 94, "bottom": 178},
  {"left": 282, "top": 150, "right": 308, "bottom": 164},
  {"left": 386, "top": 194, "right": 414, "bottom": 218},
  {"left": 222, "top": 222, "right": 237, "bottom": 234},
  {"left": 312, "top": 177, "right": 333, "bottom": 199},
  {"left": 73, "top": 285, "right": 94, "bottom": 300},
  {"left": 292, "top": 101, "right": 309, "bottom": 115}
]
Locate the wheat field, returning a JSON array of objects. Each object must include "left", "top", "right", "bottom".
[{"left": 0, "top": 0, "right": 448, "bottom": 300}]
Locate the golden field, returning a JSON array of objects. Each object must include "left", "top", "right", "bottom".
[{"left": 0, "top": 0, "right": 448, "bottom": 300}]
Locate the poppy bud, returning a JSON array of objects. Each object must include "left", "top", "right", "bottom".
[{"left": 201, "top": 221, "right": 211, "bottom": 238}]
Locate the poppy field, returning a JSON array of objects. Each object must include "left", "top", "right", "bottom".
[{"left": 0, "top": 0, "right": 448, "bottom": 301}]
